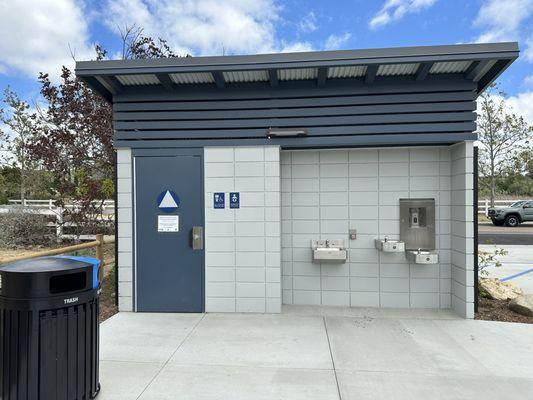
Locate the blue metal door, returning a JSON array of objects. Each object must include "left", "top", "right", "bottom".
[{"left": 134, "top": 153, "right": 204, "bottom": 312}]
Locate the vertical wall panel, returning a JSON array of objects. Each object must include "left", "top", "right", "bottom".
[
  {"left": 204, "top": 146, "right": 281, "bottom": 313},
  {"left": 116, "top": 148, "right": 133, "bottom": 311},
  {"left": 450, "top": 141, "right": 475, "bottom": 318}
]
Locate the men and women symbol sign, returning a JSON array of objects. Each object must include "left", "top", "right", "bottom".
[{"left": 214, "top": 192, "right": 240, "bottom": 209}]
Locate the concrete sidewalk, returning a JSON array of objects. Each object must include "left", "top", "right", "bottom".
[{"left": 97, "top": 307, "right": 533, "bottom": 400}]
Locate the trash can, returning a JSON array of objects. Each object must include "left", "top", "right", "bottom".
[{"left": 0, "top": 256, "right": 101, "bottom": 399}]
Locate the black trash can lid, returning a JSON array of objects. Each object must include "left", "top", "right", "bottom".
[{"left": 0, "top": 256, "right": 100, "bottom": 298}]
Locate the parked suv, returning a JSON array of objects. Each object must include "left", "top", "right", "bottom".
[{"left": 488, "top": 200, "right": 533, "bottom": 227}]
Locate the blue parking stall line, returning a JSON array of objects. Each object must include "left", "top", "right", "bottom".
[{"left": 500, "top": 268, "right": 533, "bottom": 282}]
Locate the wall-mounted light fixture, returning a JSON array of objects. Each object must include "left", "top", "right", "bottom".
[{"left": 267, "top": 128, "right": 308, "bottom": 138}]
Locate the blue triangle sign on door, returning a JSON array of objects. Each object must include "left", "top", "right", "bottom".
[{"left": 157, "top": 190, "right": 180, "bottom": 212}]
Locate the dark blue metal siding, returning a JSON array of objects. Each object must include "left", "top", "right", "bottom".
[{"left": 113, "top": 76, "right": 477, "bottom": 148}]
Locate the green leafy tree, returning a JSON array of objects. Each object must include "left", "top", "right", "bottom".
[
  {"left": 477, "top": 83, "right": 532, "bottom": 206},
  {"left": 0, "top": 88, "right": 39, "bottom": 202}
]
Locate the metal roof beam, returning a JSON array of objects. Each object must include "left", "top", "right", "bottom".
[
  {"left": 268, "top": 69, "right": 278, "bottom": 87},
  {"left": 156, "top": 73, "right": 175, "bottom": 91},
  {"left": 415, "top": 62, "right": 433, "bottom": 81},
  {"left": 96, "top": 76, "right": 123, "bottom": 95},
  {"left": 465, "top": 59, "right": 495, "bottom": 82},
  {"left": 365, "top": 65, "right": 378, "bottom": 83},
  {"left": 463, "top": 61, "right": 479, "bottom": 78},
  {"left": 317, "top": 67, "right": 328, "bottom": 87},
  {"left": 212, "top": 71, "right": 225, "bottom": 88},
  {"left": 477, "top": 59, "right": 514, "bottom": 93},
  {"left": 83, "top": 77, "right": 113, "bottom": 102}
]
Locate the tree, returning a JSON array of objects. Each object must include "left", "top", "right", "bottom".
[
  {"left": 28, "top": 63, "right": 114, "bottom": 235},
  {"left": 0, "top": 88, "right": 38, "bottom": 202},
  {"left": 477, "top": 83, "right": 532, "bottom": 206},
  {"left": 513, "top": 149, "right": 533, "bottom": 178},
  {"left": 118, "top": 25, "right": 178, "bottom": 60},
  {"left": 26, "top": 29, "right": 182, "bottom": 237}
]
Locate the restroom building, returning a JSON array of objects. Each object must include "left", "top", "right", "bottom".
[{"left": 76, "top": 42, "right": 518, "bottom": 318}]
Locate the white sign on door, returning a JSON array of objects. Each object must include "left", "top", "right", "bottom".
[{"left": 158, "top": 215, "right": 179, "bottom": 232}]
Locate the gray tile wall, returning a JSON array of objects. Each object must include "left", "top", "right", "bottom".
[
  {"left": 204, "top": 146, "right": 281, "bottom": 313},
  {"left": 281, "top": 147, "right": 455, "bottom": 309},
  {"left": 450, "top": 142, "right": 475, "bottom": 318},
  {"left": 116, "top": 148, "right": 133, "bottom": 311}
]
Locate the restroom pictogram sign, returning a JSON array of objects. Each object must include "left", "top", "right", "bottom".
[{"left": 229, "top": 192, "right": 240, "bottom": 209}]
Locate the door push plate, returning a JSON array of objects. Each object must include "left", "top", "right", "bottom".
[{"left": 191, "top": 226, "right": 204, "bottom": 250}]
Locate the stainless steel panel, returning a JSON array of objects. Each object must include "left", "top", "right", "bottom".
[
  {"left": 374, "top": 239, "right": 405, "bottom": 252},
  {"left": 191, "top": 226, "right": 204, "bottom": 250},
  {"left": 400, "top": 198, "right": 435, "bottom": 250},
  {"left": 311, "top": 239, "right": 347, "bottom": 263},
  {"left": 405, "top": 250, "right": 439, "bottom": 264}
]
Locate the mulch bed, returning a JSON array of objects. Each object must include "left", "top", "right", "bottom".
[
  {"left": 99, "top": 266, "right": 118, "bottom": 322},
  {"left": 475, "top": 297, "right": 533, "bottom": 324}
]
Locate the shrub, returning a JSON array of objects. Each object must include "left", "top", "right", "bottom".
[
  {"left": 478, "top": 247, "right": 508, "bottom": 277},
  {"left": 0, "top": 208, "right": 54, "bottom": 248}
]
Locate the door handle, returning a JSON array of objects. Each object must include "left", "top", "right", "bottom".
[{"left": 191, "top": 226, "right": 204, "bottom": 250}]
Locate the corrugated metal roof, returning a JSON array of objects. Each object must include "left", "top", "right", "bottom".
[
  {"left": 328, "top": 65, "right": 367, "bottom": 78},
  {"left": 278, "top": 68, "right": 318, "bottom": 81},
  {"left": 223, "top": 70, "right": 269, "bottom": 83},
  {"left": 430, "top": 60, "right": 472, "bottom": 74},
  {"left": 116, "top": 74, "right": 159, "bottom": 85},
  {"left": 170, "top": 72, "right": 214, "bottom": 84},
  {"left": 377, "top": 63, "right": 419, "bottom": 76}
]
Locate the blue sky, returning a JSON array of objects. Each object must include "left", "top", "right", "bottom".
[{"left": 0, "top": 0, "right": 532, "bottom": 121}]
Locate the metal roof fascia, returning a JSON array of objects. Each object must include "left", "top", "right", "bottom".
[
  {"left": 76, "top": 53, "right": 518, "bottom": 77},
  {"left": 75, "top": 42, "right": 518, "bottom": 71},
  {"left": 75, "top": 42, "right": 519, "bottom": 77}
]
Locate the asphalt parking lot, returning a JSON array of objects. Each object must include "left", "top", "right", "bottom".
[{"left": 479, "top": 222, "right": 533, "bottom": 245}]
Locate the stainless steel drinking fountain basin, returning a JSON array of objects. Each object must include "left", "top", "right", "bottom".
[
  {"left": 405, "top": 250, "right": 439, "bottom": 264},
  {"left": 312, "top": 240, "right": 347, "bottom": 263},
  {"left": 374, "top": 238, "right": 405, "bottom": 252}
]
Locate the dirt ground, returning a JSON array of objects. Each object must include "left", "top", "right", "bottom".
[
  {"left": 0, "top": 243, "right": 118, "bottom": 322},
  {"left": 475, "top": 297, "right": 533, "bottom": 324},
  {"left": 99, "top": 265, "right": 118, "bottom": 322}
]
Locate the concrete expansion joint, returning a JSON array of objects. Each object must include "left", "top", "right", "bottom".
[
  {"left": 323, "top": 317, "right": 343, "bottom": 400},
  {"left": 135, "top": 314, "right": 206, "bottom": 400}
]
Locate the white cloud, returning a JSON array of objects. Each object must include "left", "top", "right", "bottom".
[
  {"left": 506, "top": 91, "right": 533, "bottom": 125},
  {"left": 0, "top": 0, "right": 94, "bottom": 81},
  {"left": 280, "top": 41, "right": 314, "bottom": 53},
  {"left": 524, "top": 37, "right": 533, "bottom": 62},
  {"left": 369, "top": 0, "right": 437, "bottom": 29},
  {"left": 324, "top": 33, "right": 351, "bottom": 50},
  {"left": 524, "top": 75, "right": 533, "bottom": 88},
  {"left": 474, "top": 0, "right": 533, "bottom": 43},
  {"left": 103, "top": 0, "right": 281, "bottom": 56},
  {"left": 298, "top": 11, "right": 318, "bottom": 33}
]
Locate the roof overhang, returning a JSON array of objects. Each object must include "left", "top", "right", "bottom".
[{"left": 75, "top": 42, "right": 519, "bottom": 103}]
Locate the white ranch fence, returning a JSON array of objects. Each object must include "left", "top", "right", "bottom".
[{"left": 0, "top": 199, "right": 115, "bottom": 240}]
